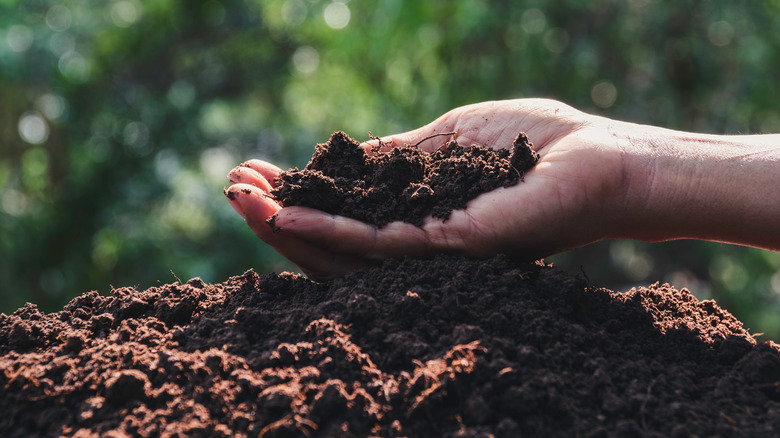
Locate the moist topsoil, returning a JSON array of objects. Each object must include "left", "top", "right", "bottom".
[
  {"left": 271, "top": 131, "right": 539, "bottom": 226},
  {"left": 2, "top": 256, "right": 780, "bottom": 437},
  {"left": 3, "top": 133, "right": 780, "bottom": 437}
]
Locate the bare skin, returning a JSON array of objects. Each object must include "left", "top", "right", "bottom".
[{"left": 225, "top": 99, "right": 780, "bottom": 281}]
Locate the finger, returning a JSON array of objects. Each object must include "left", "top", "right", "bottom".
[
  {"left": 227, "top": 166, "right": 274, "bottom": 192},
  {"left": 239, "top": 159, "right": 284, "bottom": 188},
  {"left": 359, "top": 111, "right": 458, "bottom": 154},
  {"left": 273, "top": 206, "right": 441, "bottom": 260},
  {"left": 225, "top": 183, "right": 281, "bottom": 229},
  {"left": 225, "top": 184, "right": 376, "bottom": 280}
]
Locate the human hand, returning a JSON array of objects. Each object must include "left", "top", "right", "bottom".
[{"left": 225, "top": 99, "right": 633, "bottom": 280}]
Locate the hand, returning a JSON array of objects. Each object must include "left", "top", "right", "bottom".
[{"left": 225, "top": 99, "right": 633, "bottom": 280}]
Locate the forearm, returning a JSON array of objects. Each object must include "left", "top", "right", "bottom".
[{"left": 613, "top": 123, "right": 780, "bottom": 251}]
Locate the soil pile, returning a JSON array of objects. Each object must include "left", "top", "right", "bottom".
[
  {"left": 2, "top": 255, "right": 780, "bottom": 437},
  {"left": 271, "top": 131, "right": 539, "bottom": 226}
]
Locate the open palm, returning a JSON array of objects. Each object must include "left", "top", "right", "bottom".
[{"left": 226, "top": 99, "right": 627, "bottom": 280}]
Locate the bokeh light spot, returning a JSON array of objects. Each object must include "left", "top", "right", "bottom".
[
  {"left": 49, "top": 32, "right": 76, "bottom": 55},
  {"left": 544, "top": 28, "right": 569, "bottom": 53},
  {"left": 282, "top": 0, "right": 308, "bottom": 26},
  {"left": 36, "top": 94, "right": 67, "bottom": 121},
  {"left": 39, "top": 269, "right": 65, "bottom": 296},
  {"left": 292, "top": 45, "right": 320, "bottom": 75},
  {"left": 417, "top": 24, "right": 441, "bottom": 49},
  {"left": 154, "top": 148, "right": 181, "bottom": 183},
  {"left": 324, "top": 2, "right": 350, "bottom": 30},
  {"left": 58, "top": 51, "right": 92, "bottom": 83},
  {"left": 45, "top": 5, "right": 72, "bottom": 32},
  {"left": 200, "top": 146, "right": 238, "bottom": 183},
  {"left": 6, "top": 25, "right": 34, "bottom": 52},
  {"left": 521, "top": 9, "right": 546, "bottom": 35},
  {"left": 167, "top": 81, "right": 196, "bottom": 109},
  {"left": 609, "top": 241, "right": 653, "bottom": 281},
  {"left": 591, "top": 81, "right": 618, "bottom": 109},
  {"left": 111, "top": 1, "right": 142, "bottom": 28},
  {"left": 771, "top": 272, "right": 780, "bottom": 296},
  {"left": 92, "top": 228, "right": 121, "bottom": 269},
  {"left": 708, "top": 20, "right": 734, "bottom": 47},
  {"left": 1, "top": 189, "right": 28, "bottom": 216},
  {"left": 21, "top": 146, "right": 50, "bottom": 192},
  {"left": 123, "top": 121, "right": 151, "bottom": 153},
  {"left": 18, "top": 112, "right": 50, "bottom": 144},
  {"left": 711, "top": 256, "right": 748, "bottom": 292}
]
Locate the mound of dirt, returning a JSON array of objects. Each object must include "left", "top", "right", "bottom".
[
  {"left": 271, "top": 131, "right": 539, "bottom": 226},
  {"left": 2, "top": 255, "right": 779, "bottom": 437}
]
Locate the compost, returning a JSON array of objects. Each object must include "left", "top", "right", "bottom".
[
  {"left": 3, "top": 133, "right": 780, "bottom": 437},
  {"left": 271, "top": 131, "right": 539, "bottom": 226},
  {"left": 2, "top": 255, "right": 780, "bottom": 437}
]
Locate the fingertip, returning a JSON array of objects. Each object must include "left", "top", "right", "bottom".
[
  {"left": 240, "top": 159, "right": 284, "bottom": 188},
  {"left": 225, "top": 184, "right": 281, "bottom": 228},
  {"left": 224, "top": 186, "right": 246, "bottom": 218},
  {"left": 228, "top": 166, "right": 274, "bottom": 192}
]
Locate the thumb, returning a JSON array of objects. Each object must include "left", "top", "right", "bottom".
[{"left": 360, "top": 111, "right": 458, "bottom": 153}]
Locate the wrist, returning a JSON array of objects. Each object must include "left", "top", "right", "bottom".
[{"left": 614, "top": 123, "right": 780, "bottom": 250}]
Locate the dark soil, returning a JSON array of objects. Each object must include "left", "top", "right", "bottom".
[
  {"left": 2, "top": 255, "right": 780, "bottom": 437},
  {"left": 271, "top": 131, "right": 539, "bottom": 226}
]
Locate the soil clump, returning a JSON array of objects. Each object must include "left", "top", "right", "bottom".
[
  {"left": 271, "top": 131, "right": 539, "bottom": 226},
  {"left": 2, "top": 256, "right": 780, "bottom": 437}
]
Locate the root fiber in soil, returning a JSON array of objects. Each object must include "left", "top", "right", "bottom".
[
  {"left": 270, "top": 131, "right": 539, "bottom": 226},
  {"left": 2, "top": 255, "right": 780, "bottom": 437}
]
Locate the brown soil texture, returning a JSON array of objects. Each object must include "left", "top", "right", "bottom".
[
  {"left": 270, "top": 131, "right": 539, "bottom": 226},
  {"left": 2, "top": 255, "right": 780, "bottom": 437}
]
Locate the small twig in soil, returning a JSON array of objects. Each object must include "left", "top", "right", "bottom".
[
  {"left": 413, "top": 132, "right": 457, "bottom": 149},
  {"left": 579, "top": 265, "right": 590, "bottom": 287},
  {"left": 368, "top": 131, "right": 388, "bottom": 153},
  {"left": 719, "top": 412, "right": 737, "bottom": 426},
  {"left": 170, "top": 270, "right": 182, "bottom": 285},
  {"left": 509, "top": 163, "right": 523, "bottom": 179}
]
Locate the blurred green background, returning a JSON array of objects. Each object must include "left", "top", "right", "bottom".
[{"left": 1, "top": 0, "right": 779, "bottom": 338}]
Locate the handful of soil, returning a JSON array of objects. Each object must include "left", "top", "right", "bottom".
[{"left": 271, "top": 131, "right": 539, "bottom": 227}]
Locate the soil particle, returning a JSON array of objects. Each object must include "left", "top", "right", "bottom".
[
  {"left": 266, "top": 214, "right": 282, "bottom": 233},
  {"left": 105, "top": 369, "right": 151, "bottom": 403},
  {"left": 2, "top": 256, "right": 779, "bottom": 437},
  {"left": 271, "top": 131, "right": 540, "bottom": 226},
  {"left": 223, "top": 187, "right": 236, "bottom": 201}
]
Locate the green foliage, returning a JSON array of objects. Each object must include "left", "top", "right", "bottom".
[{"left": 1, "top": 0, "right": 779, "bottom": 337}]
